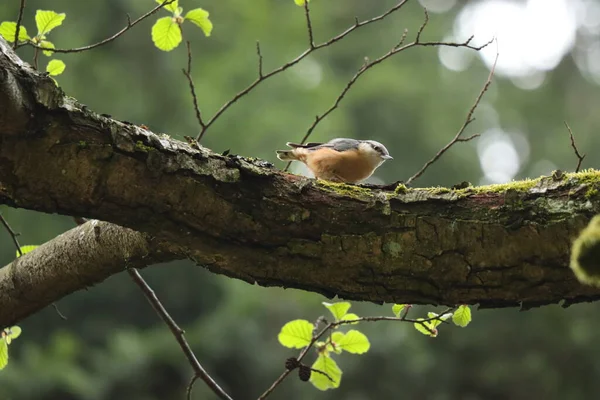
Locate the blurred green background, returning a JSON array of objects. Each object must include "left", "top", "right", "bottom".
[{"left": 1, "top": 0, "right": 600, "bottom": 399}]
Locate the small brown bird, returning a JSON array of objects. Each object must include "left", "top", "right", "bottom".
[{"left": 276, "top": 138, "right": 392, "bottom": 183}]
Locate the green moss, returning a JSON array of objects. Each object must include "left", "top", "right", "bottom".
[
  {"left": 135, "top": 140, "right": 154, "bottom": 153},
  {"left": 315, "top": 180, "right": 374, "bottom": 198},
  {"left": 586, "top": 188, "right": 599, "bottom": 199},
  {"left": 77, "top": 140, "right": 88, "bottom": 149},
  {"left": 394, "top": 183, "right": 408, "bottom": 194}
]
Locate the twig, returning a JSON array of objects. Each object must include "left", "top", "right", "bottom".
[
  {"left": 13, "top": 0, "right": 26, "bottom": 49},
  {"left": 304, "top": 0, "right": 315, "bottom": 49},
  {"left": 127, "top": 268, "right": 232, "bottom": 400},
  {"left": 564, "top": 121, "right": 585, "bottom": 173},
  {"left": 183, "top": 41, "right": 207, "bottom": 137},
  {"left": 405, "top": 44, "right": 498, "bottom": 185},
  {"left": 195, "top": 0, "right": 411, "bottom": 140},
  {"left": 25, "top": 0, "right": 175, "bottom": 53},
  {"left": 256, "top": 41, "right": 264, "bottom": 78},
  {"left": 258, "top": 307, "right": 456, "bottom": 399},
  {"left": 0, "top": 213, "right": 23, "bottom": 257},
  {"left": 284, "top": 10, "right": 491, "bottom": 172},
  {"left": 32, "top": 47, "right": 39, "bottom": 70}
]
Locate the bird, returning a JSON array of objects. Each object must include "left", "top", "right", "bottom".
[{"left": 276, "top": 138, "right": 393, "bottom": 183}]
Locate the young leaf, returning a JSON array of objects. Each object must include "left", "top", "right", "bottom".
[
  {"left": 332, "top": 330, "right": 370, "bottom": 354},
  {"left": 4, "top": 326, "right": 21, "bottom": 345},
  {"left": 151, "top": 17, "right": 182, "bottom": 51},
  {"left": 0, "top": 340, "right": 7, "bottom": 370},
  {"left": 185, "top": 8, "right": 213, "bottom": 37},
  {"left": 156, "top": 0, "right": 179, "bottom": 14},
  {"left": 339, "top": 312, "right": 360, "bottom": 325},
  {"left": 40, "top": 40, "right": 55, "bottom": 56},
  {"left": 0, "top": 22, "right": 30, "bottom": 42},
  {"left": 328, "top": 333, "right": 343, "bottom": 355},
  {"left": 414, "top": 319, "right": 437, "bottom": 337},
  {"left": 392, "top": 304, "right": 405, "bottom": 317},
  {"left": 322, "top": 302, "right": 351, "bottom": 321},
  {"left": 35, "top": 10, "right": 66, "bottom": 36},
  {"left": 294, "top": 0, "right": 310, "bottom": 5},
  {"left": 310, "top": 354, "right": 342, "bottom": 391},
  {"left": 452, "top": 305, "right": 472, "bottom": 328},
  {"left": 46, "top": 59, "right": 66, "bottom": 76},
  {"left": 278, "top": 319, "right": 313, "bottom": 348},
  {"left": 17, "top": 245, "right": 39, "bottom": 257},
  {"left": 427, "top": 312, "right": 452, "bottom": 329}
]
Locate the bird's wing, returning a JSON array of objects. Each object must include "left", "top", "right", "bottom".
[{"left": 285, "top": 142, "right": 325, "bottom": 149}]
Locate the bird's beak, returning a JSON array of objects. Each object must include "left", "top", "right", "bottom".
[{"left": 382, "top": 155, "right": 393, "bottom": 160}]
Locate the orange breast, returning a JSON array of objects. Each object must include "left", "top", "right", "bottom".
[{"left": 305, "top": 148, "right": 374, "bottom": 183}]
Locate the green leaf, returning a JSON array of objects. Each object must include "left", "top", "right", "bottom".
[
  {"left": 277, "top": 319, "right": 313, "bottom": 349},
  {"left": 4, "top": 326, "right": 21, "bottom": 345},
  {"left": 0, "top": 22, "right": 30, "bottom": 42},
  {"left": 310, "top": 354, "right": 342, "bottom": 391},
  {"left": 185, "top": 8, "right": 213, "bottom": 37},
  {"left": 156, "top": 0, "right": 179, "bottom": 14},
  {"left": 35, "top": 10, "right": 66, "bottom": 36},
  {"left": 392, "top": 304, "right": 405, "bottom": 317},
  {"left": 452, "top": 305, "right": 472, "bottom": 327},
  {"left": 322, "top": 302, "right": 351, "bottom": 321},
  {"left": 427, "top": 311, "right": 452, "bottom": 329},
  {"left": 294, "top": 0, "right": 310, "bottom": 5},
  {"left": 40, "top": 40, "right": 55, "bottom": 56},
  {"left": 46, "top": 59, "right": 65, "bottom": 76},
  {"left": 339, "top": 312, "right": 360, "bottom": 325},
  {"left": 414, "top": 319, "right": 437, "bottom": 337},
  {"left": 17, "top": 245, "right": 39, "bottom": 257},
  {"left": 0, "top": 340, "right": 7, "bottom": 370},
  {"left": 151, "top": 17, "right": 182, "bottom": 51},
  {"left": 332, "top": 330, "right": 370, "bottom": 354}
]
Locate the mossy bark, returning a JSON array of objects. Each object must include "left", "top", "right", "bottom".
[{"left": 1, "top": 37, "right": 600, "bottom": 327}]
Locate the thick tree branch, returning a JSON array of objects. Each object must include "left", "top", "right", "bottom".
[{"left": 1, "top": 38, "right": 600, "bottom": 328}]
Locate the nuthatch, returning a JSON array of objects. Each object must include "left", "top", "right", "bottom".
[{"left": 276, "top": 138, "right": 393, "bottom": 183}]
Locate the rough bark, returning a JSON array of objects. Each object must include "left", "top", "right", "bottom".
[{"left": 1, "top": 37, "right": 600, "bottom": 327}]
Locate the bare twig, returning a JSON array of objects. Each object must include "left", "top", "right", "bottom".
[
  {"left": 183, "top": 41, "right": 207, "bottom": 137},
  {"left": 127, "top": 268, "right": 232, "bottom": 400},
  {"left": 304, "top": 0, "right": 315, "bottom": 49},
  {"left": 258, "top": 307, "right": 456, "bottom": 399},
  {"left": 13, "top": 0, "right": 26, "bottom": 49},
  {"left": 24, "top": 0, "right": 175, "bottom": 53},
  {"left": 256, "top": 41, "right": 264, "bottom": 78},
  {"left": 284, "top": 10, "right": 491, "bottom": 172},
  {"left": 0, "top": 213, "right": 23, "bottom": 257},
  {"left": 406, "top": 46, "right": 498, "bottom": 185},
  {"left": 564, "top": 121, "right": 585, "bottom": 173},
  {"left": 195, "top": 0, "right": 411, "bottom": 140}
]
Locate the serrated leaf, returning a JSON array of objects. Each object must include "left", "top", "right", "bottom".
[
  {"left": 17, "top": 245, "right": 39, "bottom": 257},
  {"left": 333, "top": 330, "right": 370, "bottom": 354},
  {"left": 4, "top": 326, "right": 21, "bottom": 345},
  {"left": 151, "top": 17, "right": 182, "bottom": 51},
  {"left": 340, "top": 313, "right": 360, "bottom": 325},
  {"left": 0, "top": 340, "right": 7, "bottom": 370},
  {"left": 185, "top": 8, "right": 213, "bottom": 37},
  {"left": 427, "top": 311, "right": 452, "bottom": 329},
  {"left": 40, "top": 40, "right": 55, "bottom": 56},
  {"left": 0, "top": 22, "right": 30, "bottom": 42},
  {"left": 35, "top": 10, "right": 65, "bottom": 36},
  {"left": 322, "top": 302, "right": 351, "bottom": 321},
  {"left": 310, "top": 354, "right": 342, "bottom": 391},
  {"left": 392, "top": 304, "right": 405, "bottom": 317},
  {"left": 156, "top": 0, "right": 179, "bottom": 14},
  {"left": 452, "top": 305, "right": 472, "bottom": 327},
  {"left": 414, "top": 319, "right": 437, "bottom": 337},
  {"left": 294, "top": 0, "right": 310, "bottom": 5},
  {"left": 46, "top": 59, "right": 65, "bottom": 76},
  {"left": 277, "top": 319, "right": 313, "bottom": 349}
]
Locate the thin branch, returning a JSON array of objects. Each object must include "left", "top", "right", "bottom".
[
  {"left": 0, "top": 213, "right": 22, "bottom": 257},
  {"left": 25, "top": 0, "right": 175, "bottom": 53},
  {"left": 182, "top": 41, "right": 207, "bottom": 137},
  {"left": 127, "top": 268, "right": 232, "bottom": 400},
  {"left": 414, "top": 7, "right": 429, "bottom": 43},
  {"left": 258, "top": 307, "right": 456, "bottom": 399},
  {"left": 304, "top": 0, "right": 315, "bottom": 49},
  {"left": 195, "top": 0, "right": 411, "bottom": 140},
  {"left": 256, "top": 41, "right": 264, "bottom": 78},
  {"left": 564, "top": 121, "right": 585, "bottom": 173},
  {"left": 406, "top": 45, "right": 498, "bottom": 185},
  {"left": 13, "top": 0, "right": 26, "bottom": 50}
]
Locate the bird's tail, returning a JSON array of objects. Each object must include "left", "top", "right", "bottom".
[{"left": 276, "top": 150, "right": 297, "bottom": 161}]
